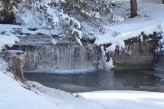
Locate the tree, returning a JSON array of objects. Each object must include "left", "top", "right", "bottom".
[
  {"left": 130, "top": 0, "right": 137, "bottom": 18},
  {"left": 0, "top": 0, "right": 14, "bottom": 23},
  {"left": 15, "top": 0, "right": 114, "bottom": 37}
]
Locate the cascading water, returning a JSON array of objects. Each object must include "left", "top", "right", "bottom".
[{"left": 14, "top": 44, "right": 104, "bottom": 72}]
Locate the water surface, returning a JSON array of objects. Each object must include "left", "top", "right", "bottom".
[{"left": 25, "top": 68, "right": 164, "bottom": 93}]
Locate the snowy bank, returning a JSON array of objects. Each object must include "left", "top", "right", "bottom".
[
  {"left": 0, "top": 58, "right": 104, "bottom": 109},
  {"left": 79, "top": 90, "right": 164, "bottom": 109},
  {"left": 95, "top": 1, "right": 164, "bottom": 52}
]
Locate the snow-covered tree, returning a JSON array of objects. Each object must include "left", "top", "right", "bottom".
[
  {"left": 15, "top": 0, "right": 83, "bottom": 39},
  {"left": 60, "top": 0, "right": 115, "bottom": 39},
  {"left": 0, "top": 0, "right": 15, "bottom": 23},
  {"left": 13, "top": 0, "right": 114, "bottom": 43}
]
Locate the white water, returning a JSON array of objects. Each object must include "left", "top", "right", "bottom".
[{"left": 23, "top": 45, "right": 104, "bottom": 72}]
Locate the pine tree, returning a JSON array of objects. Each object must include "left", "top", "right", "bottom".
[
  {"left": 15, "top": 0, "right": 114, "bottom": 37},
  {"left": 0, "top": 0, "right": 14, "bottom": 23}
]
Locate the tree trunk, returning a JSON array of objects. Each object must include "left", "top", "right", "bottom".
[{"left": 130, "top": 0, "right": 137, "bottom": 18}]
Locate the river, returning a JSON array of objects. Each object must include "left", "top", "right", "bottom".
[{"left": 25, "top": 66, "right": 164, "bottom": 93}]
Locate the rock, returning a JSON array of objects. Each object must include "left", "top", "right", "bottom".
[
  {"left": 3, "top": 50, "right": 26, "bottom": 80},
  {"left": 112, "top": 35, "right": 158, "bottom": 70}
]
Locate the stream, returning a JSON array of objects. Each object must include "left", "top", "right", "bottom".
[{"left": 25, "top": 67, "right": 164, "bottom": 93}]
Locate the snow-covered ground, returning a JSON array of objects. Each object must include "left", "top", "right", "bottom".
[
  {"left": 95, "top": 0, "right": 164, "bottom": 49},
  {"left": 79, "top": 90, "right": 164, "bottom": 109},
  {"left": 1, "top": 0, "right": 164, "bottom": 109},
  {"left": 1, "top": 57, "right": 164, "bottom": 109},
  {"left": 1, "top": 63, "right": 164, "bottom": 109},
  {"left": 0, "top": 59, "right": 104, "bottom": 109}
]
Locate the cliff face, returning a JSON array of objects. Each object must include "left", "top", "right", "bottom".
[
  {"left": 112, "top": 33, "right": 161, "bottom": 70},
  {"left": 113, "top": 40, "right": 154, "bottom": 70}
]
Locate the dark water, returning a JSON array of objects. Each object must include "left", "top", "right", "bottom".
[{"left": 25, "top": 68, "right": 164, "bottom": 93}]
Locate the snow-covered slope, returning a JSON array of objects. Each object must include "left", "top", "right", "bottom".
[
  {"left": 1, "top": 57, "right": 164, "bottom": 109},
  {"left": 1, "top": 1, "right": 164, "bottom": 109},
  {"left": 95, "top": 0, "right": 164, "bottom": 48},
  {"left": 0, "top": 59, "right": 104, "bottom": 109}
]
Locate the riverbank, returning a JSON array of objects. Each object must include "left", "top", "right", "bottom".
[
  {"left": 79, "top": 90, "right": 164, "bottom": 109},
  {"left": 1, "top": 66, "right": 164, "bottom": 109}
]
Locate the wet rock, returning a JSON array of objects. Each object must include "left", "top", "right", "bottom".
[{"left": 112, "top": 34, "right": 159, "bottom": 70}]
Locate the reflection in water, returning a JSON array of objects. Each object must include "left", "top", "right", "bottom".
[{"left": 25, "top": 69, "right": 164, "bottom": 93}]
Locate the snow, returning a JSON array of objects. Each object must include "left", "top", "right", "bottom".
[
  {"left": 1, "top": 0, "right": 164, "bottom": 109},
  {"left": 59, "top": 13, "right": 81, "bottom": 29},
  {"left": 0, "top": 25, "right": 20, "bottom": 51},
  {"left": 81, "top": 10, "right": 101, "bottom": 18},
  {"left": 0, "top": 24, "right": 58, "bottom": 36},
  {"left": 79, "top": 90, "right": 164, "bottom": 109},
  {"left": 1, "top": 0, "right": 164, "bottom": 50},
  {"left": 96, "top": 20, "right": 161, "bottom": 48},
  {"left": 71, "top": 28, "right": 83, "bottom": 39},
  {"left": 50, "top": 37, "right": 57, "bottom": 45},
  {"left": 95, "top": 0, "right": 164, "bottom": 51},
  {"left": 1, "top": 57, "right": 164, "bottom": 109},
  {"left": 75, "top": 36, "right": 83, "bottom": 46},
  {"left": 0, "top": 34, "right": 19, "bottom": 50},
  {"left": 0, "top": 59, "right": 104, "bottom": 109},
  {"left": 111, "top": 14, "right": 125, "bottom": 23},
  {"left": 94, "top": 0, "right": 164, "bottom": 67}
]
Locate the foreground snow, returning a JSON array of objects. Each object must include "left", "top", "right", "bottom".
[
  {"left": 1, "top": 68, "right": 164, "bottom": 109},
  {"left": 79, "top": 90, "right": 164, "bottom": 109},
  {"left": 1, "top": 0, "right": 164, "bottom": 109},
  {"left": 0, "top": 59, "right": 103, "bottom": 109},
  {"left": 1, "top": 57, "right": 164, "bottom": 109}
]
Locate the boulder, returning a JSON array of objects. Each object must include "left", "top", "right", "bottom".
[
  {"left": 112, "top": 33, "right": 160, "bottom": 70},
  {"left": 3, "top": 50, "right": 26, "bottom": 80},
  {"left": 113, "top": 41, "right": 154, "bottom": 70}
]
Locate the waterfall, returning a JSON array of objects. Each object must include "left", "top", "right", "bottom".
[{"left": 16, "top": 44, "right": 104, "bottom": 73}]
